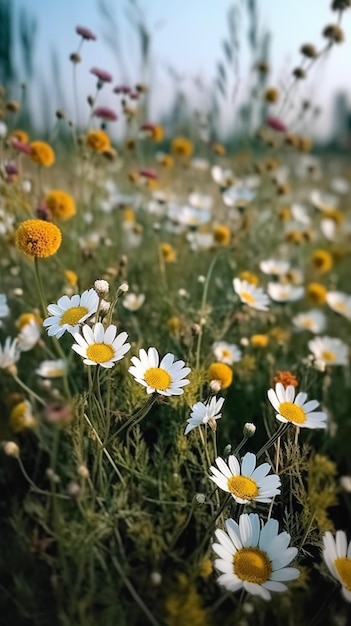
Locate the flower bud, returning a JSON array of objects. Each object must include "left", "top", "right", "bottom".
[
  {"left": 77, "top": 464, "right": 90, "bottom": 479},
  {"left": 243, "top": 422, "right": 256, "bottom": 437},
  {"left": 94, "top": 279, "right": 110, "bottom": 297},
  {"left": 2, "top": 441, "right": 20, "bottom": 458}
]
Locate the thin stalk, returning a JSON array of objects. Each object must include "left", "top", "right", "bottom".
[
  {"left": 83, "top": 413, "right": 126, "bottom": 486},
  {"left": 256, "top": 423, "right": 290, "bottom": 460},
  {"left": 111, "top": 555, "right": 160, "bottom": 626},
  {"left": 12, "top": 374, "right": 46, "bottom": 406}
]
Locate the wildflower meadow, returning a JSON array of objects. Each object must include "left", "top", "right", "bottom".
[{"left": 1, "top": 1, "right": 351, "bottom": 625}]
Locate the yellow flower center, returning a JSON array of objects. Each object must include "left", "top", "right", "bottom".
[
  {"left": 335, "top": 557, "right": 351, "bottom": 591},
  {"left": 334, "top": 302, "right": 347, "bottom": 313},
  {"left": 60, "top": 306, "right": 89, "bottom": 326},
  {"left": 86, "top": 343, "right": 114, "bottom": 363},
  {"left": 144, "top": 367, "right": 171, "bottom": 390},
  {"left": 233, "top": 547, "right": 272, "bottom": 584},
  {"left": 321, "top": 350, "right": 336, "bottom": 363},
  {"left": 227, "top": 475, "right": 259, "bottom": 500},
  {"left": 278, "top": 401, "right": 306, "bottom": 424},
  {"left": 241, "top": 291, "right": 255, "bottom": 305},
  {"left": 221, "top": 349, "right": 232, "bottom": 359}
]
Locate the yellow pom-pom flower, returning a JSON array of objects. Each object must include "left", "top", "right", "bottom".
[
  {"left": 86, "top": 129, "right": 111, "bottom": 152},
  {"left": 171, "top": 136, "right": 193, "bottom": 158},
  {"left": 15, "top": 219, "right": 62, "bottom": 258},
  {"left": 29, "top": 141, "right": 55, "bottom": 167},
  {"left": 45, "top": 190, "right": 76, "bottom": 221},
  {"left": 208, "top": 362, "right": 233, "bottom": 389}
]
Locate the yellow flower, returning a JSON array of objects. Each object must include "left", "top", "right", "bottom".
[
  {"left": 11, "top": 129, "right": 29, "bottom": 143},
  {"left": 160, "top": 242, "right": 176, "bottom": 263},
  {"left": 311, "top": 249, "right": 333, "bottom": 274},
  {"left": 86, "top": 129, "right": 111, "bottom": 152},
  {"left": 239, "top": 270, "right": 259, "bottom": 286},
  {"left": 151, "top": 124, "right": 164, "bottom": 141},
  {"left": 213, "top": 224, "right": 231, "bottom": 246},
  {"left": 213, "top": 143, "right": 226, "bottom": 155},
  {"left": 158, "top": 153, "right": 174, "bottom": 168},
  {"left": 165, "top": 574, "right": 212, "bottom": 626},
  {"left": 10, "top": 401, "right": 37, "bottom": 432},
  {"left": 269, "top": 326, "right": 291, "bottom": 343},
  {"left": 264, "top": 87, "right": 279, "bottom": 103},
  {"left": 307, "top": 282, "right": 327, "bottom": 305},
  {"left": 45, "top": 190, "right": 76, "bottom": 221},
  {"left": 64, "top": 270, "right": 78, "bottom": 287},
  {"left": 273, "top": 370, "right": 298, "bottom": 388},
  {"left": 171, "top": 136, "right": 193, "bottom": 158},
  {"left": 122, "top": 208, "right": 135, "bottom": 223},
  {"left": 15, "top": 219, "right": 62, "bottom": 258},
  {"left": 285, "top": 230, "right": 304, "bottom": 245},
  {"left": 207, "top": 362, "right": 233, "bottom": 389},
  {"left": 278, "top": 206, "right": 292, "bottom": 221},
  {"left": 29, "top": 141, "right": 55, "bottom": 167},
  {"left": 250, "top": 334, "right": 269, "bottom": 348},
  {"left": 167, "top": 316, "right": 182, "bottom": 336}
]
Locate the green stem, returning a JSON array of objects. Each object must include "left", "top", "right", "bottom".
[
  {"left": 256, "top": 423, "right": 290, "bottom": 460},
  {"left": 195, "top": 253, "right": 221, "bottom": 370},
  {"left": 83, "top": 413, "right": 126, "bottom": 486},
  {"left": 111, "top": 555, "right": 160, "bottom": 626},
  {"left": 12, "top": 374, "right": 46, "bottom": 406}
]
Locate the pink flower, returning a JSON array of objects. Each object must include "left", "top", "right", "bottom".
[
  {"left": 90, "top": 67, "right": 113, "bottom": 83},
  {"left": 113, "top": 85, "right": 131, "bottom": 95},
  {"left": 76, "top": 26, "right": 97, "bottom": 41},
  {"left": 139, "top": 168, "right": 157, "bottom": 180},
  {"left": 129, "top": 92, "right": 139, "bottom": 100},
  {"left": 266, "top": 117, "right": 287, "bottom": 133},
  {"left": 11, "top": 138, "right": 32, "bottom": 155},
  {"left": 5, "top": 162, "right": 18, "bottom": 176},
  {"left": 93, "top": 106, "right": 118, "bottom": 121}
]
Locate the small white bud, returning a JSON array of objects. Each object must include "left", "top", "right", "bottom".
[
  {"left": 240, "top": 337, "right": 249, "bottom": 347},
  {"left": 77, "top": 464, "right": 90, "bottom": 479},
  {"left": 209, "top": 379, "right": 222, "bottom": 393},
  {"left": 94, "top": 279, "right": 110, "bottom": 297},
  {"left": 243, "top": 423, "right": 256, "bottom": 437},
  {"left": 223, "top": 444, "right": 232, "bottom": 456},
  {"left": 150, "top": 572, "right": 162, "bottom": 586},
  {"left": 2, "top": 441, "right": 20, "bottom": 458},
  {"left": 118, "top": 282, "right": 129, "bottom": 293},
  {"left": 195, "top": 492, "right": 206, "bottom": 504}
]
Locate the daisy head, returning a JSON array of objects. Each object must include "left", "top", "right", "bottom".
[
  {"left": 326, "top": 291, "right": 351, "bottom": 321},
  {"left": 323, "top": 530, "right": 351, "bottom": 602},
  {"left": 292, "top": 310, "right": 326, "bottom": 334},
  {"left": 36, "top": 359, "right": 66, "bottom": 378},
  {"left": 213, "top": 513, "right": 299, "bottom": 600},
  {"left": 185, "top": 396, "right": 224, "bottom": 435},
  {"left": 0, "top": 337, "right": 20, "bottom": 371},
  {"left": 209, "top": 452, "right": 281, "bottom": 504},
  {"left": 72, "top": 322, "right": 130, "bottom": 368},
  {"left": 43, "top": 288, "right": 99, "bottom": 339},
  {"left": 267, "top": 282, "right": 304, "bottom": 303},
  {"left": 308, "top": 335, "right": 349, "bottom": 367},
  {"left": 128, "top": 347, "right": 191, "bottom": 396},
  {"left": 267, "top": 382, "right": 327, "bottom": 429},
  {"left": 233, "top": 278, "right": 270, "bottom": 312},
  {"left": 212, "top": 341, "right": 242, "bottom": 365}
]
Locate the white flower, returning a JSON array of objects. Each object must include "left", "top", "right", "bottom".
[
  {"left": 259, "top": 259, "right": 290, "bottom": 276},
  {"left": 291, "top": 203, "right": 311, "bottom": 225},
  {"left": 323, "top": 531, "right": 351, "bottom": 602},
  {"left": 213, "top": 513, "right": 299, "bottom": 600},
  {"left": 72, "top": 322, "right": 130, "bottom": 368},
  {"left": 188, "top": 192, "right": 213, "bottom": 211},
  {"left": 0, "top": 294, "right": 9, "bottom": 318},
  {"left": 292, "top": 310, "right": 326, "bottom": 334},
  {"left": 212, "top": 341, "right": 242, "bottom": 365},
  {"left": 17, "top": 321, "right": 41, "bottom": 352},
  {"left": 211, "top": 165, "right": 234, "bottom": 187},
  {"left": 185, "top": 396, "right": 224, "bottom": 435},
  {"left": 308, "top": 336, "right": 349, "bottom": 367},
  {"left": 209, "top": 452, "right": 281, "bottom": 504},
  {"left": 43, "top": 289, "right": 99, "bottom": 339},
  {"left": 326, "top": 291, "right": 351, "bottom": 321},
  {"left": 267, "top": 283, "right": 304, "bottom": 303},
  {"left": 0, "top": 337, "right": 20, "bottom": 370},
  {"left": 310, "top": 189, "right": 338, "bottom": 211},
  {"left": 222, "top": 183, "right": 255, "bottom": 208},
  {"left": 233, "top": 278, "right": 270, "bottom": 311},
  {"left": 330, "top": 177, "right": 349, "bottom": 195},
  {"left": 36, "top": 359, "right": 66, "bottom": 378},
  {"left": 0, "top": 121, "right": 7, "bottom": 138},
  {"left": 122, "top": 293, "right": 145, "bottom": 311},
  {"left": 129, "top": 347, "right": 191, "bottom": 396},
  {"left": 267, "top": 383, "right": 327, "bottom": 429}
]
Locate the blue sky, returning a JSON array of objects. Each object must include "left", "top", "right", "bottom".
[{"left": 11, "top": 0, "right": 351, "bottom": 139}]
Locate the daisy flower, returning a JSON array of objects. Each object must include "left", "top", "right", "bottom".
[
  {"left": 323, "top": 531, "right": 351, "bottom": 602},
  {"left": 259, "top": 259, "right": 290, "bottom": 276},
  {"left": 308, "top": 336, "right": 349, "bottom": 367},
  {"left": 267, "top": 382, "right": 327, "bottom": 429},
  {"left": 43, "top": 289, "right": 99, "bottom": 339},
  {"left": 292, "top": 310, "right": 326, "bottom": 334},
  {"left": 209, "top": 452, "right": 281, "bottom": 504},
  {"left": 122, "top": 293, "right": 145, "bottom": 311},
  {"left": 0, "top": 337, "right": 20, "bottom": 370},
  {"left": 212, "top": 341, "right": 242, "bottom": 365},
  {"left": 326, "top": 291, "right": 351, "bottom": 321},
  {"left": 233, "top": 278, "right": 270, "bottom": 312},
  {"left": 17, "top": 320, "right": 41, "bottom": 351},
  {"left": 0, "top": 294, "right": 9, "bottom": 318},
  {"left": 267, "top": 283, "right": 304, "bottom": 303},
  {"left": 128, "top": 347, "right": 191, "bottom": 396},
  {"left": 72, "top": 322, "right": 130, "bottom": 368},
  {"left": 36, "top": 359, "right": 66, "bottom": 378},
  {"left": 185, "top": 396, "right": 224, "bottom": 435},
  {"left": 213, "top": 513, "right": 299, "bottom": 600}
]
